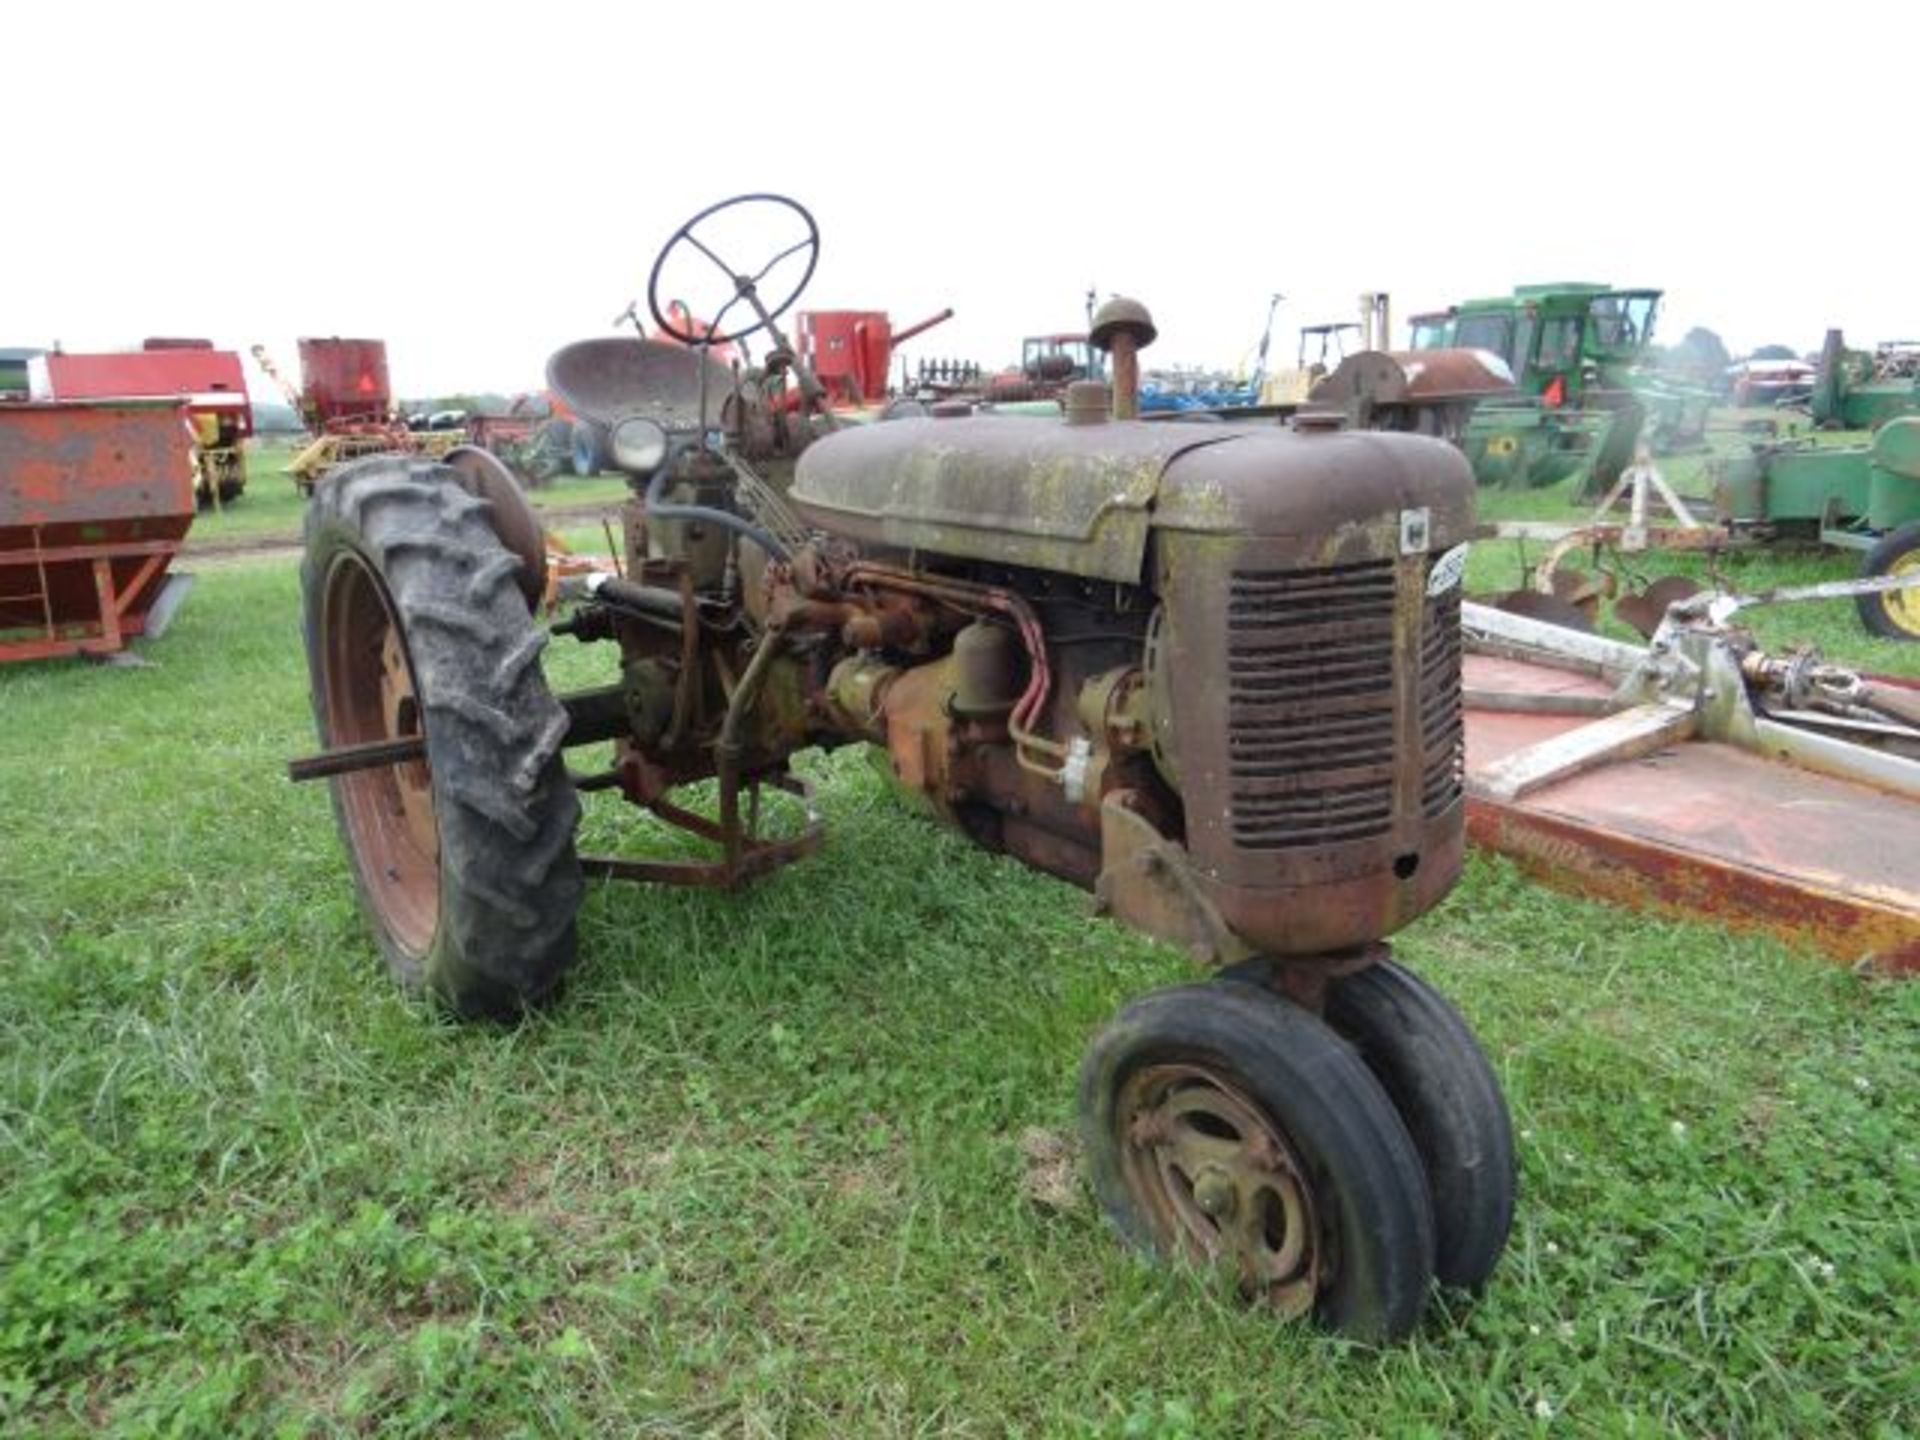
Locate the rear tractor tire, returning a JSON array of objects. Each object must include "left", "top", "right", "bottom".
[
  {"left": 1079, "top": 982, "right": 1436, "bottom": 1342},
  {"left": 302, "top": 458, "right": 583, "bottom": 1018},
  {"left": 1856, "top": 522, "right": 1920, "bottom": 640}
]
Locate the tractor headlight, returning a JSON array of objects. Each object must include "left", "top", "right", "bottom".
[{"left": 611, "top": 416, "right": 669, "bottom": 475}]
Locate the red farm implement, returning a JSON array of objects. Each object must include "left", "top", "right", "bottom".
[
  {"left": 0, "top": 399, "right": 197, "bottom": 663},
  {"left": 39, "top": 340, "right": 254, "bottom": 509},
  {"left": 253, "top": 338, "right": 462, "bottom": 494},
  {"left": 792, "top": 307, "right": 953, "bottom": 407}
]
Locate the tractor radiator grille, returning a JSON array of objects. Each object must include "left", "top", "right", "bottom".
[
  {"left": 1420, "top": 582, "right": 1465, "bottom": 817},
  {"left": 1226, "top": 560, "right": 1398, "bottom": 850}
]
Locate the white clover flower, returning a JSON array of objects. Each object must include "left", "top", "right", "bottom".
[
  {"left": 1670, "top": 1120, "right": 1688, "bottom": 1140},
  {"left": 1853, "top": 1076, "right": 1872, "bottom": 1093},
  {"left": 1544, "top": 1240, "right": 1560, "bottom": 1256},
  {"left": 1533, "top": 1397, "right": 1555, "bottom": 1421}
]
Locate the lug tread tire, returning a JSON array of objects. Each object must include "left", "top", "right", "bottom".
[
  {"left": 1324, "top": 960, "right": 1515, "bottom": 1292},
  {"left": 303, "top": 458, "right": 583, "bottom": 1019},
  {"left": 1080, "top": 982, "right": 1436, "bottom": 1342}
]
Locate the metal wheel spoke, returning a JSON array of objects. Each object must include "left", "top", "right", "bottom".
[
  {"left": 748, "top": 235, "right": 814, "bottom": 288},
  {"left": 682, "top": 228, "right": 736, "bottom": 283},
  {"left": 1165, "top": 1125, "right": 1250, "bottom": 1176}
]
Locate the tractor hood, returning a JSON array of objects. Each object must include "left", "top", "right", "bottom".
[{"left": 789, "top": 415, "right": 1474, "bottom": 583}]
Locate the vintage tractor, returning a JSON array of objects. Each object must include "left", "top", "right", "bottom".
[{"left": 292, "top": 194, "right": 1512, "bottom": 1341}]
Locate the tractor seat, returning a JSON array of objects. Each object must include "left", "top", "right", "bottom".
[{"left": 545, "top": 338, "right": 735, "bottom": 431}]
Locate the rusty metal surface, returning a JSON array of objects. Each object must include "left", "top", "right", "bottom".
[
  {"left": 0, "top": 400, "right": 195, "bottom": 661},
  {"left": 1148, "top": 433, "right": 1476, "bottom": 954},
  {"left": 442, "top": 446, "right": 548, "bottom": 606},
  {"left": 317, "top": 547, "right": 439, "bottom": 954},
  {"left": 790, "top": 415, "right": 1245, "bottom": 583},
  {"left": 1091, "top": 297, "right": 1156, "bottom": 421},
  {"left": 1613, "top": 575, "right": 1704, "bottom": 639},
  {"left": 0, "top": 400, "right": 195, "bottom": 528},
  {"left": 1467, "top": 798, "right": 1920, "bottom": 975},
  {"left": 298, "top": 338, "right": 392, "bottom": 426},
  {"left": 1463, "top": 652, "right": 1920, "bottom": 972},
  {"left": 1116, "top": 1060, "right": 1320, "bottom": 1316},
  {"left": 582, "top": 769, "right": 823, "bottom": 889},
  {"left": 546, "top": 337, "right": 737, "bottom": 431},
  {"left": 1151, "top": 427, "right": 1478, "bottom": 540},
  {"left": 1309, "top": 348, "right": 1516, "bottom": 407},
  {"left": 44, "top": 349, "right": 253, "bottom": 436},
  {"left": 1094, "top": 792, "right": 1254, "bottom": 965},
  {"left": 1486, "top": 589, "right": 1596, "bottom": 633},
  {"left": 287, "top": 734, "right": 429, "bottom": 783}
]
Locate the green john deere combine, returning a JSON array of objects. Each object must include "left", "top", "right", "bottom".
[{"left": 1407, "top": 283, "right": 1711, "bottom": 490}]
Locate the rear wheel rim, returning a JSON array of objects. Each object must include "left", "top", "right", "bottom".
[
  {"left": 1117, "top": 1062, "right": 1321, "bottom": 1316},
  {"left": 1884, "top": 551, "right": 1920, "bottom": 635},
  {"left": 321, "top": 549, "right": 439, "bottom": 957}
]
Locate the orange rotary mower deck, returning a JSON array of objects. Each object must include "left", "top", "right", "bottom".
[{"left": 1461, "top": 605, "right": 1920, "bottom": 974}]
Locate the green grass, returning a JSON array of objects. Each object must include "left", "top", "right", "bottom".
[
  {"left": 2, "top": 545, "right": 1918, "bottom": 1435},
  {"left": 187, "top": 442, "right": 631, "bottom": 546}
]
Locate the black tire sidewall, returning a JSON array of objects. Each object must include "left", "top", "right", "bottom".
[
  {"left": 1323, "top": 960, "right": 1516, "bottom": 1292},
  {"left": 301, "top": 460, "right": 583, "bottom": 1018}
]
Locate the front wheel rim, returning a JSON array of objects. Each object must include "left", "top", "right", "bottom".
[
  {"left": 320, "top": 549, "right": 439, "bottom": 957},
  {"left": 1116, "top": 1062, "right": 1322, "bottom": 1316}
]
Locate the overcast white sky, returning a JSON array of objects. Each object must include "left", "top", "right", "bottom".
[{"left": 5, "top": 2, "right": 1914, "bottom": 398}]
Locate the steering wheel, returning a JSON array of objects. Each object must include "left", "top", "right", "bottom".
[{"left": 647, "top": 193, "right": 819, "bottom": 347}]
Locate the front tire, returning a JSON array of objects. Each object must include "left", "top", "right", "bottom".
[
  {"left": 1323, "top": 960, "right": 1515, "bottom": 1292},
  {"left": 1079, "top": 982, "right": 1436, "bottom": 1341},
  {"left": 302, "top": 458, "right": 583, "bottom": 1018}
]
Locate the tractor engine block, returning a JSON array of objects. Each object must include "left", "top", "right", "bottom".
[{"left": 785, "top": 414, "right": 1476, "bottom": 967}]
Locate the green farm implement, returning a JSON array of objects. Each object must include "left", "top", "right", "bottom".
[
  {"left": 1711, "top": 416, "right": 1920, "bottom": 637},
  {"left": 1809, "top": 329, "right": 1920, "bottom": 432}
]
